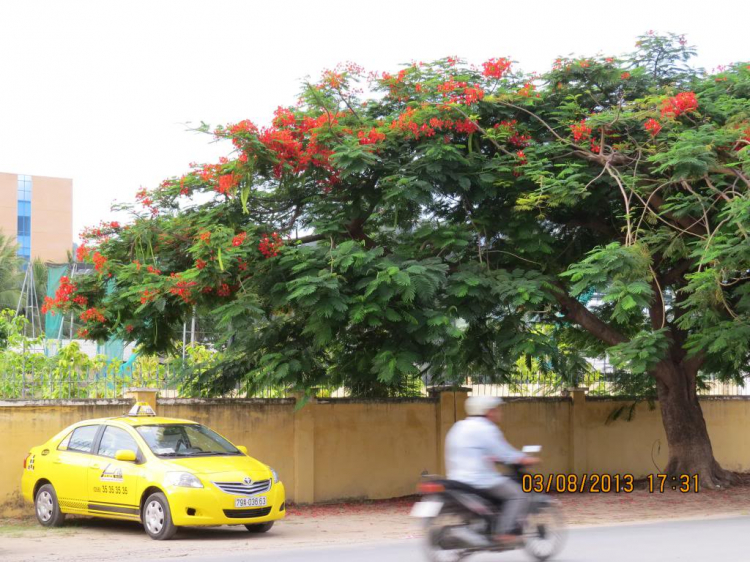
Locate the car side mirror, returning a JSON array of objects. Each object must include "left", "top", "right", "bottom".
[
  {"left": 115, "top": 449, "right": 137, "bottom": 462},
  {"left": 236, "top": 445, "right": 248, "bottom": 455}
]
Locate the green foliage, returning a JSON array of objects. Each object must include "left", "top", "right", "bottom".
[{"left": 66, "top": 33, "right": 750, "bottom": 396}]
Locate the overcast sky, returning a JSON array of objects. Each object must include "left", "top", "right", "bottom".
[{"left": 1, "top": 0, "right": 748, "bottom": 240}]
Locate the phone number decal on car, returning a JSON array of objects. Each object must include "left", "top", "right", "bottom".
[{"left": 92, "top": 485, "right": 129, "bottom": 495}]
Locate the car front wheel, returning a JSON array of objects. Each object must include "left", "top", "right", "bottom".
[
  {"left": 35, "top": 484, "right": 66, "bottom": 527},
  {"left": 245, "top": 521, "right": 274, "bottom": 533},
  {"left": 142, "top": 492, "right": 177, "bottom": 540}
]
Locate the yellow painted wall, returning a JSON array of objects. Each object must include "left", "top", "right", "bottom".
[
  {"left": 313, "top": 400, "right": 438, "bottom": 502},
  {"left": 500, "top": 399, "right": 572, "bottom": 475},
  {"left": 0, "top": 400, "right": 131, "bottom": 514},
  {"left": 4, "top": 395, "right": 750, "bottom": 516}
]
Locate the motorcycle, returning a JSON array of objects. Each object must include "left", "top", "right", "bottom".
[{"left": 411, "top": 446, "right": 566, "bottom": 561}]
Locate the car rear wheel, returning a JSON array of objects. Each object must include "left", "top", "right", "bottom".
[
  {"left": 35, "top": 484, "right": 66, "bottom": 527},
  {"left": 245, "top": 521, "right": 274, "bottom": 533},
  {"left": 142, "top": 492, "right": 177, "bottom": 540}
]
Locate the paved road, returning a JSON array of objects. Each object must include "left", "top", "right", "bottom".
[{"left": 158, "top": 517, "right": 750, "bottom": 561}]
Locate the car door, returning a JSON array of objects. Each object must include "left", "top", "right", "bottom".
[
  {"left": 87, "top": 425, "right": 143, "bottom": 519},
  {"left": 53, "top": 424, "right": 101, "bottom": 510}
]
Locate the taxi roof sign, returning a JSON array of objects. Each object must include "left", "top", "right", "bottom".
[{"left": 128, "top": 402, "right": 156, "bottom": 417}]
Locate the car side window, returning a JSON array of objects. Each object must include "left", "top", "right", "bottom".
[
  {"left": 97, "top": 426, "right": 139, "bottom": 459},
  {"left": 66, "top": 425, "right": 100, "bottom": 453}
]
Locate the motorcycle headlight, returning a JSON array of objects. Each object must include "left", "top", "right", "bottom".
[
  {"left": 165, "top": 472, "right": 203, "bottom": 488},
  {"left": 269, "top": 467, "right": 279, "bottom": 484}
]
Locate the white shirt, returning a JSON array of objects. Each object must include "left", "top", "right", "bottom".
[{"left": 445, "top": 416, "right": 525, "bottom": 489}]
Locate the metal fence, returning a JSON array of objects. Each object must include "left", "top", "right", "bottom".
[
  {"left": 463, "top": 372, "right": 750, "bottom": 398},
  {"left": 2, "top": 362, "right": 748, "bottom": 400},
  {"left": 0, "top": 364, "right": 296, "bottom": 400}
]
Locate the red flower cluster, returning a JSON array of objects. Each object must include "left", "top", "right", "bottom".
[
  {"left": 147, "top": 265, "right": 162, "bottom": 275},
  {"left": 517, "top": 82, "right": 536, "bottom": 97},
  {"left": 217, "top": 173, "right": 239, "bottom": 195},
  {"left": 437, "top": 80, "right": 485, "bottom": 105},
  {"left": 232, "top": 232, "right": 247, "bottom": 247},
  {"left": 644, "top": 118, "right": 662, "bottom": 137},
  {"left": 259, "top": 232, "right": 284, "bottom": 258},
  {"left": 513, "top": 150, "right": 528, "bottom": 177},
  {"left": 227, "top": 110, "right": 343, "bottom": 188},
  {"left": 73, "top": 295, "right": 88, "bottom": 306},
  {"left": 80, "top": 308, "right": 106, "bottom": 323},
  {"left": 195, "top": 259, "right": 207, "bottom": 270},
  {"left": 482, "top": 57, "right": 511, "bottom": 79},
  {"left": 390, "top": 108, "right": 477, "bottom": 139},
  {"left": 570, "top": 120, "right": 593, "bottom": 143},
  {"left": 41, "top": 276, "right": 79, "bottom": 315},
  {"left": 620, "top": 72, "right": 631, "bottom": 80},
  {"left": 92, "top": 252, "right": 107, "bottom": 273},
  {"left": 125, "top": 324, "right": 134, "bottom": 333},
  {"left": 494, "top": 120, "right": 531, "bottom": 148},
  {"left": 136, "top": 188, "right": 158, "bottom": 216},
  {"left": 358, "top": 128, "right": 387, "bottom": 145},
  {"left": 198, "top": 231, "right": 211, "bottom": 243},
  {"left": 661, "top": 92, "right": 698, "bottom": 118},
  {"left": 76, "top": 244, "right": 89, "bottom": 262},
  {"left": 140, "top": 289, "right": 157, "bottom": 304},
  {"left": 170, "top": 279, "right": 198, "bottom": 304},
  {"left": 258, "top": 122, "right": 335, "bottom": 179},
  {"left": 217, "top": 283, "right": 233, "bottom": 297},
  {"left": 228, "top": 119, "right": 259, "bottom": 137}
]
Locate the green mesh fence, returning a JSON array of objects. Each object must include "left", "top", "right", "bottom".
[{"left": 44, "top": 264, "right": 69, "bottom": 339}]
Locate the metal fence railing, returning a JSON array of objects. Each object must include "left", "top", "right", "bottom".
[
  {"left": 2, "top": 362, "right": 748, "bottom": 401},
  {"left": 0, "top": 364, "right": 297, "bottom": 400}
]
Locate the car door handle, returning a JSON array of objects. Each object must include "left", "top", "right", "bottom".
[{"left": 90, "top": 464, "right": 100, "bottom": 470}]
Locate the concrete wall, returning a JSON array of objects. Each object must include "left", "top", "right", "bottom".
[
  {"left": 0, "top": 171, "right": 73, "bottom": 263},
  {"left": 3, "top": 392, "right": 750, "bottom": 515},
  {"left": 31, "top": 174, "right": 73, "bottom": 263}
]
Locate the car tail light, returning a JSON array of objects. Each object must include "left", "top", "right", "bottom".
[
  {"left": 418, "top": 482, "right": 445, "bottom": 494},
  {"left": 23, "top": 453, "right": 30, "bottom": 469}
]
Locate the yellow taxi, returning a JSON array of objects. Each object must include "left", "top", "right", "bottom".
[{"left": 21, "top": 403, "right": 286, "bottom": 540}]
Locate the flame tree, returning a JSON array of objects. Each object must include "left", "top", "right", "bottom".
[{"left": 47, "top": 34, "right": 750, "bottom": 486}]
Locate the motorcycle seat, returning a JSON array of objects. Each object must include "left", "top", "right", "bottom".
[{"left": 431, "top": 479, "right": 505, "bottom": 505}]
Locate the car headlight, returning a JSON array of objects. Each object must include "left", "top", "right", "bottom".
[
  {"left": 269, "top": 467, "right": 279, "bottom": 484},
  {"left": 165, "top": 472, "right": 203, "bottom": 488}
]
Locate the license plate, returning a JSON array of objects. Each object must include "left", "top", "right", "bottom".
[
  {"left": 410, "top": 501, "right": 443, "bottom": 518},
  {"left": 235, "top": 496, "right": 268, "bottom": 508}
]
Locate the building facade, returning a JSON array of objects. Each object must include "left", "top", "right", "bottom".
[{"left": 0, "top": 172, "right": 73, "bottom": 264}]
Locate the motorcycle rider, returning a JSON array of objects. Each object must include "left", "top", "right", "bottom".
[{"left": 445, "top": 395, "right": 539, "bottom": 546}]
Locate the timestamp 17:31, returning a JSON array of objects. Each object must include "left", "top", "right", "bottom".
[{"left": 648, "top": 474, "right": 700, "bottom": 493}]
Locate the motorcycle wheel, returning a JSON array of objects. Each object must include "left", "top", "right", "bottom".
[
  {"left": 523, "top": 502, "right": 566, "bottom": 561},
  {"left": 423, "top": 511, "right": 471, "bottom": 562}
]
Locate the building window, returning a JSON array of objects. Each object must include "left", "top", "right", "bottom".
[{"left": 17, "top": 175, "right": 32, "bottom": 262}]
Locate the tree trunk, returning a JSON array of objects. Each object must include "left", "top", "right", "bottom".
[{"left": 654, "top": 360, "right": 734, "bottom": 489}]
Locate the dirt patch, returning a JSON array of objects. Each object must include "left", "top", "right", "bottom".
[{"left": 3, "top": 485, "right": 750, "bottom": 561}]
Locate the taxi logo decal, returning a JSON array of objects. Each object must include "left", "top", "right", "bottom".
[{"left": 100, "top": 464, "right": 124, "bottom": 482}]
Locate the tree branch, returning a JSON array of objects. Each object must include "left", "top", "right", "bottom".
[{"left": 551, "top": 282, "right": 629, "bottom": 346}]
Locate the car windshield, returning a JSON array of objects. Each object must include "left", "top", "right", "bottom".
[{"left": 135, "top": 424, "right": 241, "bottom": 457}]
